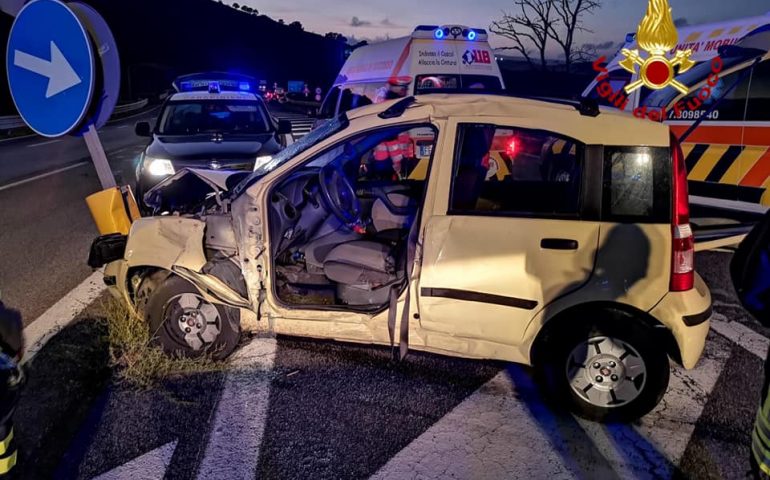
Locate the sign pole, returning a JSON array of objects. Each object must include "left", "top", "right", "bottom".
[{"left": 82, "top": 124, "right": 116, "bottom": 189}]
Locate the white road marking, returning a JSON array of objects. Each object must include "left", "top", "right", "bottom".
[
  {"left": 711, "top": 314, "right": 770, "bottom": 359},
  {"left": 93, "top": 441, "right": 177, "bottom": 480},
  {"left": 373, "top": 333, "right": 732, "bottom": 479},
  {"left": 0, "top": 161, "right": 89, "bottom": 193},
  {"left": 21, "top": 270, "right": 106, "bottom": 365},
  {"left": 27, "top": 139, "right": 61, "bottom": 148},
  {"left": 196, "top": 338, "right": 277, "bottom": 479}
]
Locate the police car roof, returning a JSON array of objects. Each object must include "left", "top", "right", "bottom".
[{"left": 168, "top": 91, "right": 260, "bottom": 102}]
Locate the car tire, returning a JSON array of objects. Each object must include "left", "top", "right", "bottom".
[
  {"left": 137, "top": 274, "right": 241, "bottom": 360},
  {"left": 535, "top": 313, "right": 670, "bottom": 423}
]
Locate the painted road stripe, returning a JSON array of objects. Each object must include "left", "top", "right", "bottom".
[
  {"left": 373, "top": 333, "right": 733, "bottom": 479},
  {"left": 0, "top": 161, "right": 89, "bottom": 192},
  {"left": 711, "top": 315, "right": 770, "bottom": 360},
  {"left": 93, "top": 441, "right": 177, "bottom": 480},
  {"left": 27, "top": 139, "right": 61, "bottom": 148},
  {"left": 196, "top": 338, "right": 277, "bottom": 479},
  {"left": 21, "top": 270, "right": 106, "bottom": 365}
]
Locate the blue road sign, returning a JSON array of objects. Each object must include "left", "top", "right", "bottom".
[{"left": 6, "top": 0, "right": 95, "bottom": 137}]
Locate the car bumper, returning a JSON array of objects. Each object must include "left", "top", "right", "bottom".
[{"left": 648, "top": 273, "right": 712, "bottom": 370}]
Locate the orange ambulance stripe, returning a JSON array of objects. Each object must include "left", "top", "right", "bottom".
[
  {"left": 389, "top": 39, "right": 413, "bottom": 82},
  {"left": 670, "top": 125, "right": 770, "bottom": 147}
]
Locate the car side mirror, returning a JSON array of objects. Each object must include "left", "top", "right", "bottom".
[
  {"left": 135, "top": 121, "right": 152, "bottom": 137},
  {"left": 277, "top": 119, "right": 293, "bottom": 135}
]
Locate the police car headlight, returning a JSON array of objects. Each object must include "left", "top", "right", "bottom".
[
  {"left": 254, "top": 155, "right": 273, "bottom": 171},
  {"left": 147, "top": 158, "right": 175, "bottom": 176}
]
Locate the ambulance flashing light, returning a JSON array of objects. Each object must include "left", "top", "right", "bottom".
[{"left": 413, "top": 25, "right": 488, "bottom": 42}]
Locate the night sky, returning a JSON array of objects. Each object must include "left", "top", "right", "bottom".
[{"left": 244, "top": 0, "right": 769, "bottom": 55}]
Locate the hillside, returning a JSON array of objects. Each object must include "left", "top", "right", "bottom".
[{"left": 0, "top": 0, "right": 347, "bottom": 114}]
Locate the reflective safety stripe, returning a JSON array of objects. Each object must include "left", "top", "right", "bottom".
[
  {"left": 0, "top": 450, "right": 16, "bottom": 474},
  {"left": 374, "top": 144, "right": 390, "bottom": 161},
  {"left": 754, "top": 432, "right": 770, "bottom": 476},
  {"left": 0, "top": 429, "right": 12, "bottom": 457}
]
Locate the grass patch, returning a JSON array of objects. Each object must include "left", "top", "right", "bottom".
[{"left": 101, "top": 298, "right": 226, "bottom": 388}]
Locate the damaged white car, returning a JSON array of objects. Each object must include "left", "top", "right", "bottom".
[{"left": 89, "top": 94, "right": 712, "bottom": 422}]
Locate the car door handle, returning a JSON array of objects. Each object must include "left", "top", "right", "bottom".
[{"left": 541, "top": 238, "right": 579, "bottom": 250}]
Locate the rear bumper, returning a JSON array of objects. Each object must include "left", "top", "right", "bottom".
[{"left": 648, "top": 274, "right": 712, "bottom": 370}]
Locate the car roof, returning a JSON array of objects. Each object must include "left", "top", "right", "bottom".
[
  {"left": 347, "top": 94, "right": 670, "bottom": 147},
  {"left": 168, "top": 91, "right": 261, "bottom": 102}
]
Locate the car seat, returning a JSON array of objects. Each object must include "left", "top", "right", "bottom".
[{"left": 322, "top": 193, "right": 415, "bottom": 305}]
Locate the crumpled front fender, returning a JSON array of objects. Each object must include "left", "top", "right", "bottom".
[{"left": 124, "top": 217, "right": 207, "bottom": 272}]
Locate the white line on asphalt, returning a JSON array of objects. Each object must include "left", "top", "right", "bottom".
[
  {"left": 196, "top": 338, "right": 277, "bottom": 479},
  {"left": 115, "top": 124, "right": 129, "bottom": 129},
  {"left": 0, "top": 161, "right": 89, "bottom": 193},
  {"left": 711, "top": 314, "right": 770, "bottom": 359},
  {"left": 94, "top": 441, "right": 177, "bottom": 480},
  {"left": 27, "top": 139, "right": 61, "bottom": 148},
  {"left": 373, "top": 333, "right": 733, "bottom": 479},
  {"left": 21, "top": 271, "right": 107, "bottom": 365}
]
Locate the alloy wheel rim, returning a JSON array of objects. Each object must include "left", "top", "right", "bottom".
[
  {"left": 565, "top": 336, "right": 647, "bottom": 408},
  {"left": 163, "top": 293, "right": 221, "bottom": 351}
]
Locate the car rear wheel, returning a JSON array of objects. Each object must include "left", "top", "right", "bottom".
[
  {"left": 138, "top": 274, "right": 240, "bottom": 360},
  {"left": 535, "top": 314, "right": 670, "bottom": 423}
]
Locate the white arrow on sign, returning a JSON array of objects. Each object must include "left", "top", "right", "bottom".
[{"left": 13, "top": 41, "right": 82, "bottom": 98}]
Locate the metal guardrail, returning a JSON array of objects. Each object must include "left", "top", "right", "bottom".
[{"left": 0, "top": 98, "right": 150, "bottom": 132}]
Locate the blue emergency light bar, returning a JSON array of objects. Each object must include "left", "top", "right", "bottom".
[
  {"left": 173, "top": 72, "right": 259, "bottom": 93},
  {"left": 413, "top": 25, "right": 488, "bottom": 42}
]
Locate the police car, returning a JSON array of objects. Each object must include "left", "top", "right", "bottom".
[{"left": 134, "top": 73, "right": 292, "bottom": 210}]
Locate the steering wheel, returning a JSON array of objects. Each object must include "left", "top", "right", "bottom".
[{"left": 319, "top": 163, "right": 361, "bottom": 227}]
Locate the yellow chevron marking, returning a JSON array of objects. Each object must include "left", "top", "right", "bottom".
[
  {"left": 681, "top": 143, "right": 696, "bottom": 160},
  {"left": 685, "top": 32, "right": 701, "bottom": 42},
  {"left": 731, "top": 147, "right": 767, "bottom": 184},
  {"left": 729, "top": 26, "right": 743, "bottom": 34},
  {"left": 689, "top": 145, "right": 729, "bottom": 181},
  {"left": 709, "top": 28, "right": 725, "bottom": 38}
]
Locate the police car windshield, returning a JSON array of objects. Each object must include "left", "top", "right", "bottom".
[
  {"left": 232, "top": 114, "right": 350, "bottom": 197},
  {"left": 158, "top": 100, "right": 270, "bottom": 135}
]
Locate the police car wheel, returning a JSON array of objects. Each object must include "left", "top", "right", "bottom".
[
  {"left": 536, "top": 315, "right": 669, "bottom": 423},
  {"left": 139, "top": 274, "right": 240, "bottom": 360}
]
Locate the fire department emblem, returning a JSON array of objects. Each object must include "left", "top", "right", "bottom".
[{"left": 619, "top": 0, "right": 695, "bottom": 95}]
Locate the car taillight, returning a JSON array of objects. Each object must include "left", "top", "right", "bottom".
[{"left": 670, "top": 133, "right": 694, "bottom": 291}]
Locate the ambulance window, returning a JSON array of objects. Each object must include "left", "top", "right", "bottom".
[
  {"left": 668, "top": 69, "right": 750, "bottom": 122},
  {"left": 320, "top": 87, "right": 341, "bottom": 118},
  {"left": 449, "top": 124, "right": 584, "bottom": 216},
  {"left": 747, "top": 61, "right": 770, "bottom": 122},
  {"left": 588, "top": 70, "right": 632, "bottom": 108}
]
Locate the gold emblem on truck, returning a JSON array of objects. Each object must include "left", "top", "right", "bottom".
[{"left": 620, "top": 0, "right": 695, "bottom": 95}]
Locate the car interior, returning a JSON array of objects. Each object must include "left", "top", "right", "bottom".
[{"left": 268, "top": 125, "right": 436, "bottom": 308}]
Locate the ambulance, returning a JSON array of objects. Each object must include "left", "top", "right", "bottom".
[
  {"left": 583, "top": 14, "right": 770, "bottom": 204},
  {"left": 318, "top": 25, "right": 505, "bottom": 119}
]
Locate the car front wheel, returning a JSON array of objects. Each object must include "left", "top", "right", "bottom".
[
  {"left": 536, "top": 314, "right": 670, "bottom": 423},
  {"left": 138, "top": 274, "right": 241, "bottom": 360}
]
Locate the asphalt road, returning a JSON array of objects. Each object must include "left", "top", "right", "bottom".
[
  {"left": 0, "top": 107, "right": 313, "bottom": 324},
  {"left": 0, "top": 112, "right": 155, "bottom": 323},
  {"left": 9, "top": 251, "right": 770, "bottom": 480}
]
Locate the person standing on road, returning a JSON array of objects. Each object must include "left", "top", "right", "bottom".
[
  {"left": 0, "top": 298, "right": 22, "bottom": 478},
  {"left": 731, "top": 211, "right": 770, "bottom": 479}
]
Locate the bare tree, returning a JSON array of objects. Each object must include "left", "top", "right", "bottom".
[
  {"left": 490, "top": 0, "right": 555, "bottom": 71},
  {"left": 547, "top": 0, "right": 601, "bottom": 72}
]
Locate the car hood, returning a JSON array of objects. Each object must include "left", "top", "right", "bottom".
[
  {"left": 144, "top": 168, "right": 252, "bottom": 214},
  {"left": 146, "top": 134, "right": 275, "bottom": 160}
]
